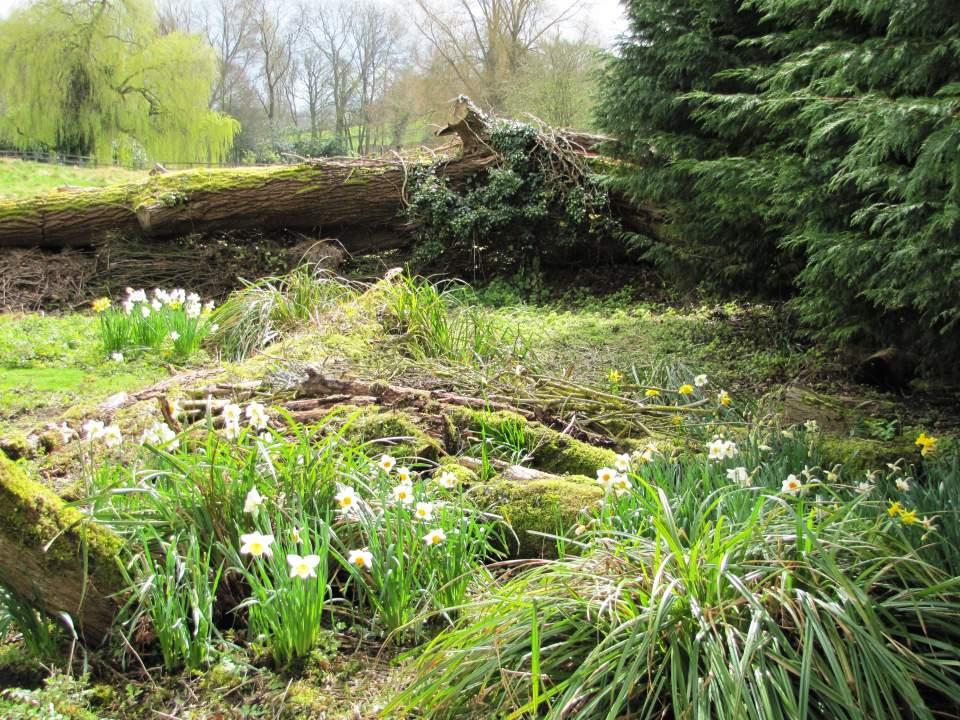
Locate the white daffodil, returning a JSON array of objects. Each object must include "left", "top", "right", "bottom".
[
  {"left": 82, "top": 419, "right": 105, "bottom": 441},
  {"left": 187, "top": 292, "right": 200, "bottom": 304},
  {"left": 239, "top": 532, "right": 274, "bottom": 558},
  {"left": 423, "top": 529, "right": 447, "bottom": 546},
  {"left": 694, "top": 374, "right": 708, "bottom": 387},
  {"left": 596, "top": 467, "right": 617, "bottom": 488},
  {"left": 224, "top": 421, "right": 241, "bottom": 440},
  {"left": 203, "top": 300, "right": 215, "bottom": 314},
  {"left": 222, "top": 403, "right": 242, "bottom": 425},
  {"left": 726, "top": 467, "right": 750, "bottom": 487},
  {"left": 101, "top": 425, "right": 123, "bottom": 448},
  {"left": 151, "top": 299, "right": 163, "bottom": 312},
  {"left": 348, "top": 549, "right": 373, "bottom": 569},
  {"left": 290, "top": 527, "right": 304, "bottom": 544},
  {"left": 855, "top": 481, "right": 873, "bottom": 495},
  {"left": 169, "top": 331, "right": 180, "bottom": 342},
  {"left": 782, "top": 474, "right": 802, "bottom": 495},
  {"left": 613, "top": 475, "right": 632, "bottom": 496},
  {"left": 395, "top": 466, "right": 413, "bottom": 484},
  {"left": 287, "top": 553, "right": 321, "bottom": 579},
  {"left": 140, "top": 421, "right": 178, "bottom": 449},
  {"left": 245, "top": 402, "right": 269, "bottom": 430},
  {"left": 392, "top": 482, "right": 414, "bottom": 505},
  {"left": 185, "top": 301, "right": 202, "bottom": 319},
  {"left": 614, "top": 453, "right": 631, "bottom": 473},
  {"left": 121, "top": 299, "right": 134, "bottom": 315},
  {"left": 111, "top": 352, "right": 124, "bottom": 363},
  {"left": 804, "top": 420, "right": 820, "bottom": 434},
  {"left": 435, "top": 470, "right": 458, "bottom": 489},
  {"left": 129, "top": 289, "right": 147, "bottom": 303},
  {"left": 140, "top": 304, "right": 152, "bottom": 317},
  {"left": 244, "top": 487, "right": 265, "bottom": 514},
  {"left": 414, "top": 501, "right": 434, "bottom": 522},
  {"left": 895, "top": 477, "right": 912, "bottom": 492},
  {"left": 379, "top": 454, "right": 397, "bottom": 473},
  {"left": 708, "top": 438, "right": 738, "bottom": 461},
  {"left": 335, "top": 486, "right": 357, "bottom": 510}
]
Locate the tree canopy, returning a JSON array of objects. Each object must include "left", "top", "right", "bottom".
[
  {"left": 0, "top": 0, "right": 238, "bottom": 163},
  {"left": 600, "top": 0, "right": 960, "bottom": 360}
]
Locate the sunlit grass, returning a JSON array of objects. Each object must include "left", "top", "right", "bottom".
[{"left": 0, "top": 158, "right": 145, "bottom": 200}]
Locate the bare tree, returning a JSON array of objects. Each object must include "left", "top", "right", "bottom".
[
  {"left": 202, "top": 0, "right": 257, "bottom": 112},
  {"left": 297, "top": 49, "right": 328, "bottom": 141},
  {"left": 351, "top": 2, "right": 403, "bottom": 154},
  {"left": 250, "top": 0, "right": 298, "bottom": 127},
  {"left": 305, "top": 2, "right": 358, "bottom": 151},
  {"left": 414, "top": 0, "right": 578, "bottom": 110}
]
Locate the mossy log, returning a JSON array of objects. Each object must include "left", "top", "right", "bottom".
[
  {"left": 0, "top": 456, "right": 125, "bottom": 645},
  {"left": 0, "top": 97, "right": 645, "bottom": 250}
]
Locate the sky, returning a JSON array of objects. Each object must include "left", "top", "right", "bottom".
[{"left": 0, "top": 0, "right": 628, "bottom": 41}]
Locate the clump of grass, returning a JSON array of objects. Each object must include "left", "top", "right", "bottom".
[
  {"left": 209, "top": 266, "right": 360, "bottom": 360},
  {"left": 380, "top": 274, "right": 530, "bottom": 367},
  {"left": 389, "top": 436, "right": 960, "bottom": 719}
]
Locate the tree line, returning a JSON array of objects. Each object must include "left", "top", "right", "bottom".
[{"left": 0, "top": 0, "right": 605, "bottom": 164}]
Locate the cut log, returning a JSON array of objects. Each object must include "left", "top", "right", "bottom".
[
  {"left": 0, "top": 96, "right": 656, "bottom": 250},
  {"left": 0, "top": 455, "right": 125, "bottom": 645}
]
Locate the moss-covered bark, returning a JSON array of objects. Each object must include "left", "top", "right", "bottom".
[
  {"left": 471, "top": 475, "right": 601, "bottom": 558},
  {"left": 0, "top": 455, "right": 124, "bottom": 645}
]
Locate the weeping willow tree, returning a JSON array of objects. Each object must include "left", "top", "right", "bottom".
[{"left": 0, "top": 0, "right": 238, "bottom": 163}]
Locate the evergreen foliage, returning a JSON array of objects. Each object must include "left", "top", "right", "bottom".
[
  {"left": 601, "top": 0, "right": 960, "bottom": 359},
  {"left": 0, "top": 0, "right": 238, "bottom": 163}
]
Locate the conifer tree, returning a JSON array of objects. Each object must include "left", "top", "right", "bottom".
[
  {"left": 0, "top": 0, "right": 238, "bottom": 163},
  {"left": 602, "top": 0, "right": 960, "bottom": 360}
]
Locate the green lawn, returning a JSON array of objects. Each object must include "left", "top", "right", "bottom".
[
  {"left": 0, "top": 158, "right": 146, "bottom": 200},
  {"left": 0, "top": 312, "right": 166, "bottom": 435}
]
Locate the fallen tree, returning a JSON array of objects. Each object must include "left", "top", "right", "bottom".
[{"left": 0, "top": 98, "right": 653, "bottom": 251}]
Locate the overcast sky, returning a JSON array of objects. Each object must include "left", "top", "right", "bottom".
[{"left": 0, "top": 0, "right": 628, "bottom": 42}]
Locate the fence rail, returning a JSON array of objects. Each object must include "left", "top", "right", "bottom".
[{"left": 0, "top": 148, "right": 288, "bottom": 170}]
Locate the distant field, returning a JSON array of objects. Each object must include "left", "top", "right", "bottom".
[{"left": 0, "top": 158, "right": 146, "bottom": 200}]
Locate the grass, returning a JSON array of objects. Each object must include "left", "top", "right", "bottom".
[
  {"left": 0, "top": 313, "right": 166, "bottom": 438},
  {"left": 0, "top": 158, "right": 145, "bottom": 200}
]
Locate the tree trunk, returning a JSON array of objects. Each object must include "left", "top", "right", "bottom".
[
  {"left": 0, "top": 96, "right": 650, "bottom": 251},
  {"left": 0, "top": 455, "right": 125, "bottom": 645}
]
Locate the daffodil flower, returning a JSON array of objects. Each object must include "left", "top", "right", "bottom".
[
  {"left": 694, "top": 374, "right": 708, "bottom": 387},
  {"left": 895, "top": 477, "right": 911, "bottom": 492},
  {"left": 678, "top": 384, "right": 695, "bottom": 396},
  {"left": 91, "top": 297, "right": 111, "bottom": 313},
  {"left": 392, "top": 482, "right": 414, "bottom": 505},
  {"left": 245, "top": 402, "right": 269, "bottom": 430},
  {"left": 644, "top": 388, "right": 661, "bottom": 398},
  {"left": 222, "top": 403, "right": 243, "bottom": 425},
  {"left": 915, "top": 432, "right": 937, "bottom": 457},
  {"left": 379, "top": 454, "right": 397, "bottom": 473},
  {"left": 423, "top": 529, "right": 447, "bottom": 546},
  {"left": 240, "top": 532, "right": 274, "bottom": 558},
  {"left": 781, "top": 474, "right": 802, "bottom": 495},
  {"left": 287, "top": 554, "right": 321, "bottom": 579},
  {"left": 726, "top": 467, "right": 750, "bottom": 487},
  {"left": 414, "top": 501, "right": 434, "bottom": 521},
  {"left": 244, "top": 487, "right": 265, "bottom": 514},
  {"left": 395, "top": 466, "right": 413, "bottom": 484},
  {"left": 614, "top": 453, "right": 631, "bottom": 473},
  {"left": 855, "top": 481, "right": 873, "bottom": 495},
  {"left": 887, "top": 501, "right": 904, "bottom": 517},
  {"left": 435, "top": 470, "right": 458, "bottom": 489},
  {"left": 717, "top": 390, "right": 731, "bottom": 407},
  {"left": 335, "top": 486, "right": 357, "bottom": 510},
  {"left": 595, "top": 467, "right": 617, "bottom": 488},
  {"left": 348, "top": 549, "right": 373, "bottom": 569}
]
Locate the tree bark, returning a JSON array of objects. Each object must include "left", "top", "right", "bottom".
[
  {"left": 0, "top": 455, "right": 125, "bottom": 645},
  {"left": 0, "top": 96, "right": 651, "bottom": 251}
]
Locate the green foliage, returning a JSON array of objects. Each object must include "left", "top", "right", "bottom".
[
  {"left": 391, "top": 435, "right": 960, "bottom": 719},
  {"left": 0, "top": 0, "right": 237, "bottom": 162},
  {"left": 601, "top": 0, "right": 960, "bottom": 361},
  {"left": 407, "top": 121, "right": 627, "bottom": 275},
  {"left": 210, "top": 267, "right": 359, "bottom": 361}
]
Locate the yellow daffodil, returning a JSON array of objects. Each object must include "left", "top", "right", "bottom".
[
  {"left": 678, "top": 384, "right": 695, "bottom": 396},
  {"left": 608, "top": 369, "right": 623, "bottom": 384},
  {"left": 887, "top": 501, "right": 904, "bottom": 517},
  {"left": 717, "top": 390, "right": 731, "bottom": 407},
  {"left": 899, "top": 509, "right": 918, "bottom": 525},
  {"left": 91, "top": 297, "right": 111, "bottom": 313},
  {"left": 915, "top": 432, "right": 937, "bottom": 457},
  {"left": 671, "top": 414, "right": 683, "bottom": 426},
  {"left": 645, "top": 388, "right": 661, "bottom": 398}
]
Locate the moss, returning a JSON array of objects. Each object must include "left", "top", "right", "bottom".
[
  {"left": 0, "top": 431, "right": 32, "bottom": 461},
  {"left": 0, "top": 454, "right": 125, "bottom": 603},
  {"left": 817, "top": 435, "right": 919, "bottom": 479},
  {"left": 471, "top": 475, "right": 601, "bottom": 558},
  {"left": 447, "top": 408, "right": 618, "bottom": 476},
  {"left": 0, "top": 644, "right": 45, "bottom": 687},
  {"left": 436, "top": 456, "right": 479, "bottom": 486},
  {"left": 283, "top": 680, "right": 329, "bottom": 717},
  {"left": 340, "top": 407, "right": 442, "bottom": 462}
]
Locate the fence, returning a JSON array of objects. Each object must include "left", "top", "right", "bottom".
[{"left": 0, "top": 148, "right": 284, "bottom": 170}]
